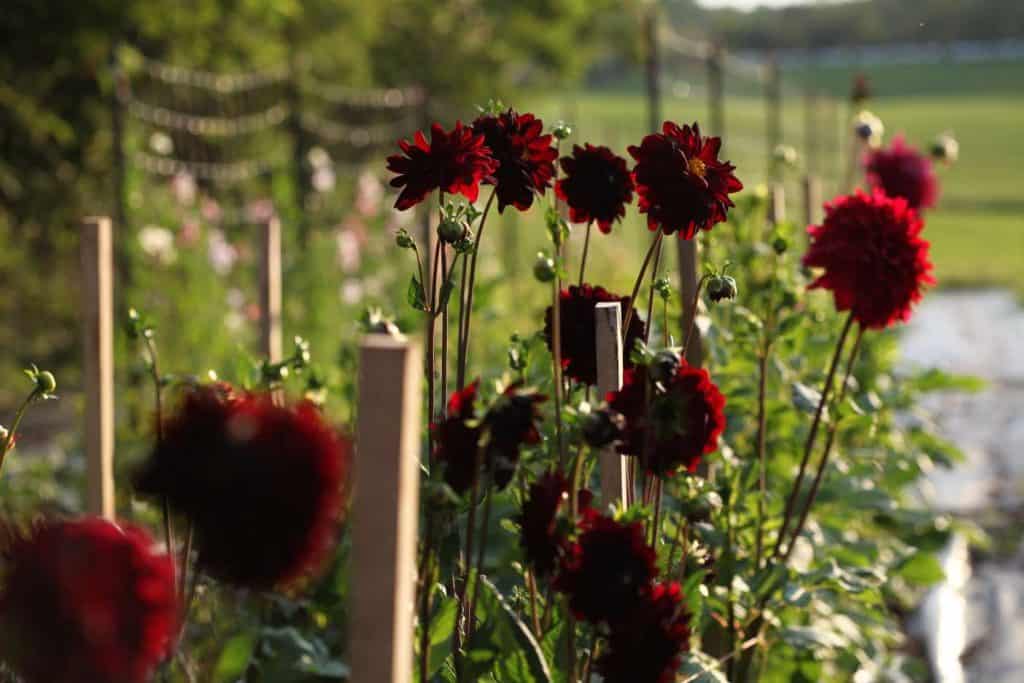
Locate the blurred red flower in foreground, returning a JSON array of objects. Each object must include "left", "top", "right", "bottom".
[
  {"left": 136, "top": 387, "right": 349, "bottom": 590},
  {"left": 544, "top": 284, "right": 647, "bottom": 386},
  {"left": 865, "top": 134, "right": 939, "bottom": 210},
  {"left": 386, "top": 122, "right": 497, "bottom": 210},
  {"left": 803, "top": 189, "right": 935, "bottom": 329},
  {"left": 555, "top": 509, "right": 658, "bottom": 624},
  {"left": 0, "top": 518, "right": 177, "bottom": 683},
  {"left": 598, "top": 581, "right": 692, "bottom": 683},
  {"left": 483, "top": 383, "right": 546, "bottom": 489},
  {"left": 608, "top": 357, "right": 726, "bottom": 477},
  {"left": 555, "top": 144, "right": 635, "bottom": 232},
  {"left": 472, "top": 110, "right": 557, "bottom": 212},
  {"left": 518, "top": 470, "right": 570, "bottom": 579},
  {"left": 433, "top": 380, "right": 483, "bottom": 495},
  {"left": 629, "top": 121, "right": 742, "bottom": 239}
]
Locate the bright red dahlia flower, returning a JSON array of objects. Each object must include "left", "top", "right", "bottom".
[
  {"left": 136, "top": 387, "right": 349, "bottom": 590},
  {"left": 598, "top": 582, "right": 692, "bottom": 683},
  {"left": 483, "top": 383, "right": 546, "bottom": 489},
  {"left": 517, "top": 470, "right": 571, "bottom": 579},
  {"left": 803, "top": 189, "right": 935, "bottom": 329},
  {"left": 629, "top": 121, "right": 742, "bottom": 239},
  {"left": 433, "top": 381, "right": 483, "bottom": 495},
  {"left": 543, "top": 284, "right": 647, "bottom": 386},
  {"left": 555, "top": 509, "right": 658, "bottom": 625},
  {"left": 555, "top": 144, "right": 635, "bottom": 232},
  {"left": 471, "top": 110, "right": 557, "bottom": 213},
  {"left": 608, "top": 358, "right": 726, "bottom": 477},
  {"left": 864, "top": 134, "right": 939, "bottom": 210},
  {"left": 0, "top": 518, "right": 177, "bottom": 683},
  {"left": 386, "top": 121, "right": 497, "bottom": 210}
]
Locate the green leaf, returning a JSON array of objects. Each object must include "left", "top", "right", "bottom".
[
  {"left": 791, "top": 382, "right": 824, "bottom": 415},
  {"left": 679, "top": 651, "right": 728, "bottom": 682},
  {"left": 408, "top": 274, "right": 428, "bottom": 312},
  {"left": 907, "top": 368, "right": 985, "bottom": 394},
  {"left": 212, "top": 632, "right": 257, "bottom": 683},
  {"left": 894, "top": 551, "right": 945, "bottom": 586},
  {"left": 467, "top": 575, "right": 553, "bottom": 682},
  {"left": 426, "top": 597, "right": 459, "bottom": 676}
]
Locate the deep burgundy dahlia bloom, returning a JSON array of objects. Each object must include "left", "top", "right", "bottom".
[
  {"left": 628, "top": 121, "right": 742, "bottom": 239},
  {"left": 517, "top": 470, "right": 570, "bottom": 579},
  {"left": 0, "top": 518, "right": 177, "bottom": 683},
  {"left": 136, "top": 387, "right": 349, "bottom": 590},
  {"left": 555, "top": 509, "right": 658, "bottom": 624},
  {"left": 471, "top": 110, "right": 557, "bottom": 213},
  {"left": 864, "top": 134, "right": 939, "bottom": 210},
  {"left": 543, "top": 284, "right": 647, "bottom": 386},
  {"left": 483, "top": 383, "right": 546, "bottom": 489},
  {"left": 555, "top": 144, "right": 635, "bottom": 232},
  {"left": 386, "top": 121, "right": 497, "bottom": 210},
  {"left": 433, "top": 381, "right": 483, "bottom": 495},
  {"left": 608, "top": 360, "right": 726, "bottom": 477},
  {"left": 803, "top": 189, "right": 935, "bottom": 329},
  {"left": 598, "top": 582, "right": 692, "bottom": 683}
]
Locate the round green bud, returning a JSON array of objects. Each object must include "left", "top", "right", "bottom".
[
  {"left": 648, "top": 349, "right": 681, "bottom": 385},
  {"left": 35, "top": 371, "right": 57, "bottom": 395},
  {"left": 533, "top": 252, "right": 556, "bottom": 283},
  {"left": 438, "top": 218, "right": 465, "bottom": 245},
  {"left": 772, "top": 234, "right": 789, "bottom": 255},
  {"left": 552, "top": 120, "right": 573, "bottom": 140},
  {"left": 707, "top": 275, "right": 738, "bottom": 303},
  {"left": 395, "top": 228, "right": 416, "bottom": 250}
]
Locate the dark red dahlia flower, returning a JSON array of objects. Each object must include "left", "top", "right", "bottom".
[
  {"left": 517, "top": 470, "right": 570, "bottom": 579},
  {"left": 543, "top": 284, "right": 647, "bottom": 386},
  {"left": 803, "top": 189, "right": 935, "bottom": 329},
  {"left": 864, "top": 134, "right": 939, "bottom": 210},
  {"left": 482, "top": 383, "right": 546, "bottom": 489},
  {"left": 628, "top": 121, "right": 742, "bottom": 239},
  {"left": 471, "top": 110, "right": 557, "bottom": 213},
  {"left": 386, "top": 121, "right": 497, "bottom": 210},
  {"left": 555, "top": 144, "right": 635, "bottom": 233},
  {"left": 608, "top": 358, "right": 726, "bottom": 478},
  {"left": 136, "top": 387, "right": 349, "bottom": 590},
  {"left": 0, "top": 518, "right": 177, "bottom": 683},
  {"left": 555, "top": 509, "right": 658, "bottom": 624},
  {"left": 433, "top": 381, "right": 483, "bottom": 495},
  {"left": 598, "top": 582, "right": 692, "bottom": 683}
]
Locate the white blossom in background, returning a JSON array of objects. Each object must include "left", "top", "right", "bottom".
[
  {"left": 207, "top": 229, "right": 238, "bottom": 275},
  {"left": 313, "top": 165, "right": 336, "bottom": 193},
  {"left": 336, "top": 228, "right": 362, "bottom": 273},
  {"left": 354, "top": 171, "right": 384, "bottom": 217},
  {"left": 201, "top": 198, "right": 222, "bottom": 224},
  {"left": 307, "top": 146, "right": 331, "bottom": 169},
  {"left": 340, "top": 280, "right": 364, "bottom": 305},
  {"left": 171, "top": 171, "right": 196, "bottom": 206},
  {"left": 178, "top": 219, "right": 200, "bottom": 247},
  {"left": 138, "top": 225, "right": 177, "bottom": 265},
  {"left": 246, "top": 199, "right": 275, "bottom": 225},
  {"left": 224, "top": 310, "right": 245, "bottom": 332},
  {"left": 226, "top": 288, "right": 246, "bottom": 311},
  {"left": 149, "top": 132, "right": 174, "bottom": 156}
]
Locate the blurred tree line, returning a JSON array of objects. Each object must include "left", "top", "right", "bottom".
[{"left": 0, "top": 0, "right": 632, "bottom": 399}]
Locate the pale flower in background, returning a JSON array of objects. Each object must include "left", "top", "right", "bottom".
[
  {"left": 246, "top": 198, "right": 275, "bottom": 225},
  {"left": 171, "top": 171, "right": 196, "bottom": 206},
  {"left": 226, "top": 288, "right": 246, "bottom": 311},
  {"left": 354, "top": 170, "right": 384, "bottom": 217},
  {"left": 336, "top": 228, "right": 362, "bottom": 273},
  {"left": 224, "top": 310, "right": 245, "bottom": 332},
  {"left": 313, "top": 166, "right": 336, "bottom": 193},
  {"left": 201, "top": 198, "right": 223, "bottom": 224},
  {"left": 149, "top": 132, "right": 174, "bottom": 156},
  {"left": 340, "top": 280, "right": 364, "bottom": 305},
  {"left": 208, "top": 229, "right": 238, "bottom": 275},
  {"left": 307, "top": 146, "right": 331, "bottom": 169},
  {"left": 138, "top": 225, "right": 177, "bottom": 265},
  {"left": 178, "top": 219, "right": 200, "bottom": 247}
]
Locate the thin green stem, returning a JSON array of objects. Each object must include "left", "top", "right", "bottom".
[
  {"left": 577, "top": 221, "right": 593, "bottom": 287},
  {"left": 0, "top": 391, "right": 36, "bottom": 474},
  {"left": 621, "top": 231, "right": 664, "bottom": 340},
  {"left": 753, "top": 347, "right": 769, "bottom": 570},
  {"left": 457, "top": 189, "right": 497, "bottom": 390},
  {"left": 773, "top": 313, "right": 854, "bottom": 559},
  {"left": 552, "top": 276, "right": 567, "bottom": 470},
  {"left": 643, "top": 235, "right": 664, "bottom": 345},
  {"left": 466, "top": 483, "right": 494, "bottom": 640}
]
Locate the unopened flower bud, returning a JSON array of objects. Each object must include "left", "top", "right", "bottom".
[
  {"left": 930, "top": 133, "right": 959, "bottom": 163},
  {"left": 772, "top": 144, "right": 798, "bottom": 168},
  {"left": 395, "top": 228, "right": 416, "bottom": 250},
  {"left": 707, "top": 275, "right": 738, "bottom": 303},
  {"left": 654, "top": 276, "right": 673, "bottom": 301},
  {"left": 552, "top": 120, "right": 573, "bottom": 141},
  {"left": 771, "top": 234, "right": 789, "bottom": 255},
  {"left": 648, "top": 349, "right": 681, "bottom": 386},
  {"left": 853, "top": 110, "right": 884, "bottom": 148},
  {"left": 533, "top": 252, "right": 556, "bottom": 283},
  {"left": 437, "top": 218, "right": 465, "bottom": 245},
  {"left": 581, "top": 409, "right": 625, "bottom": 448}
]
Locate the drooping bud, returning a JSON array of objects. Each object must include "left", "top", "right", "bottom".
[
  {"left": 648, "top": 349, "right": 681, "bottom": 387},
  {"left": 853, "top": 110, "right": 884, "bottom": 148},
  {"left": 533, "top": 252, "right": 557, "bottom": 283},
  {"left": 437, "top": 217, "right": 466, "bottom": 245},
  {"left": 395, "top": 228, "right": 416, "bottom": 250},
  {"left": 581, "top": 409, "right": 625, "bottom": 448},
  {"left": 771, "top": 233, "right": 789, "bottom": 255},
  {"left": 930, "top": 132, "right": 959, "bottom": 164},
  {"left": 707, "top": 274, "right": 738, "bottom": 303},
  {"left": 772, "top": 144, "right": 798, "bottom": 169},
  {"left": 552, "top": 120, "right": 573, "bottom": 141}
]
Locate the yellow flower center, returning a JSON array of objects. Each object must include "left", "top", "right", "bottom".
[{"left": 687, "top": 158, "right": 707, "bottom": 178}]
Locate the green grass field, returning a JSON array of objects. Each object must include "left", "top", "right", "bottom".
[{"left": 524, "top": 60, "right": 1024, "bottom": 294}]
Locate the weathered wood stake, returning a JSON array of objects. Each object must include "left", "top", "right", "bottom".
[
  {"left": 81, "top": 217, "right": 116, "bottom": 520},
  {"left": 595, "top": 302, "right": 628, "bottom": 508},
  {"left": 802, "top": 175, "right": 822, "bottom": 228},
  {"left": 769, "top": 183, "right": 787, "bottom": 225},
  {"left": 259, "top": 216, "right": 283, "bottom": 363},
  {"left": 351, "top": 335, "right": 422, "bottom": 683}
]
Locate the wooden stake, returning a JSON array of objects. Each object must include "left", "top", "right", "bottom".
[
  {"left": 595, "top": 302, "right": 628, "bottom": 508},
  {"left": 803, "top": 175, "right": 822, "bottom": 228},
  {"left": 769, "top": 183, "right": 787, "bottom": 225},
  {"left": 259, "top": 216, "right": 282, "bottom": 363},
  {"left": 351, "top": 335, "right": 422, "bottom": 683},
  {"left": 81, "top": 217, "right": 115, "bottom": 520}
]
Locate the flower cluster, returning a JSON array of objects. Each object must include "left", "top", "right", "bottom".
[
  {"left": 0, "top": 518, "right": 177, "bottom": 683},
  {"left": 803, "top": 189, "right": 935, "bottom": 329},
  {"left": 608, "top": 353, "right": 727, "bottom": 477},
  {"left": 543, "top": 284, "right": 647, "bottom": 386},
  {"left": 136, "top": 386, "right": 350, "bottom": 590},
  {"left": 865, "top": 134, "right": 939, "bottom": 210}
]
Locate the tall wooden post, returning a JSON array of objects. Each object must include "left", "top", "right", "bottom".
[
  {"left": 765, "top": 55, "right": 782, "bottom": 185},
  {"left": 81, "top": 217, "right": 116, "bottom": 520},
  {"left": 802, "top": 175, "right": 822, "bottom": 228},
  {"left": 260, "top": 216, "right": 283, "bottom": 363},
  {"left": 595, "top": 303, "right": 628, "bottom": 507},
  {"left": 769, "top": 183, "right": 787, "bottom": 225},
  {"left": 110, "top": 47, "right": 131, "bottom": 289},
  {"left": 351, "top": 335, "right": 422, "bottom": 683},
  {"left": 707, "top": 44, "right": 725, "bottom": 142}
]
